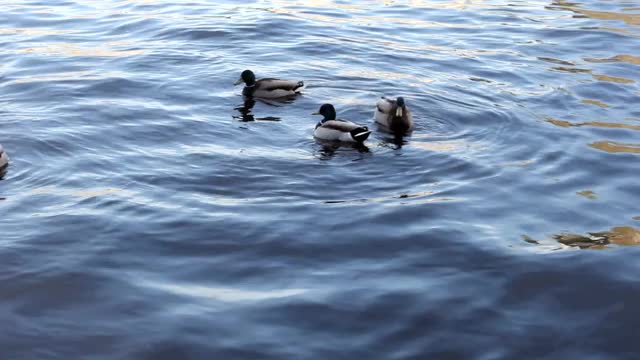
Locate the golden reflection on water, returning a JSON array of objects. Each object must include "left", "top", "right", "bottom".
[
  {"left": 553, "top": 0, "right": 640, "bottom": 26},
  {"left": 589, "top": 141, "right": 640, "bottom": 154},
  {"left": 581, "top": 99, "right": 608, "bottom": 108},
  {"left": 582, "top": 122, "right": 640, "bottom": 131},
  {"left": 553, "top": 226, "right": 640, "bottom": 249},
  {"left": 550, "top": 66, "right": 636, "bottom": 84},
  {"left": 411, "top": 139, "right": 469, "bottom": 152},
  {"left": 551, "top": 66, "right": 591, "bottom": 74},
  {"left": 545, "top": 118, "right": 640, "bottom": 154},
  {"left": 545, "top": 117, "right": 640, "bottom": 131},
  {"left": 585, "top": 54, "right": 640, "bottom": 65},
  {"left": 538, "top": 57, "right": 575, "bottom": 66},
  {"left": 593, "top": 74, "right": 636, "bottom": 84},
  {"left": 576, "top": 190, "right": 597, "bottom": 200},
  {"left": 578, "top": 9, "right": 640, "bottom": 26},
  {"left": 502, "top": 159, "right": 535, "bottom": 167}
]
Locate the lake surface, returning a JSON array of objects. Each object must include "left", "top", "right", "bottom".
[{"left": 1, "top": 0, "right": 640, "bottom": 358}]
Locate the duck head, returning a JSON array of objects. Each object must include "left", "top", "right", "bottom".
[
  {"left": 234, "top": 70, "right": 256, "bottom": 86},
  {"left": 312, "top": 104, "right": 337, "bottom": 121}
]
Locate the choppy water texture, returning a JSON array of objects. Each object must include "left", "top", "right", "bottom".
[{"left": 1, "top": 0, "right": 640, "bottom": 358}]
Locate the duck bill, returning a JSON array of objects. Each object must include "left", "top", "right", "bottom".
[
  {"left": 234, "top": 78, "right": 243, "bottom": 85},
  {"left": 312, "top": 112, "right": 321, "bottom": 115}
]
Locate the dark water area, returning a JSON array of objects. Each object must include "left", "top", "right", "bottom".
[{"left": 1, "top": 0, "right": 640, "bottom": 358}]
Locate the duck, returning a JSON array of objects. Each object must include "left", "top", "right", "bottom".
[
  {"left": 234, "top": 70, "right": 304, "bottom": 99},
  {"left": 0, "top": 144, "right": 8, "bottom": 169},
  {"left": 312, "top": 104, "right": 372, "bottom": 143},
  {"left": 374, "top": 96, "right": 413, "bottom": 135}
]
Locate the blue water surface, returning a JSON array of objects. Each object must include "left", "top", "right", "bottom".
[{"left": 1, "top": 0, "right": 640, "bottom": 358}]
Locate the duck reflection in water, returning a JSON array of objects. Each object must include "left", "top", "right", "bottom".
[
  {"left": 233, "top": 97, "right": 298, "bottom": 122},
  {"left": 234, "top": 98, "right": 257, "bottom": 122},
  {"left": 378, "top": 133, "right": 408, "bottom": 150},
  {"left": 315, "top": 139, "right": 370, "bottom": 160}
]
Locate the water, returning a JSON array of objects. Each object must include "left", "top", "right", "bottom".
[{"left": 1, "top": 0, "right": 639, "bottom": 358}]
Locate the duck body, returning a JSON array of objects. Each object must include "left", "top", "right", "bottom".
[
  {"left": 313, "top": 104, "right": 372, "bottom": 143},
  {"left": 235, "top": 70, "right": 304, "bottom": 99},
  {"left": 0, "top": 144, "right": 8, "bottom": 169},
  {"left": 374, "top": 96, "right": 413, "bottom": 135}
]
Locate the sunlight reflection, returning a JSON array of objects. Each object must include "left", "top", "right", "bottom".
[
  {"left": 9, "top": 42, "right": 144, "bottom": 57},
  {"left": 6, "top": 71, "right": 123, "bottom": 85},
  {"left": 584, "top": 54, "right": 640, "bottom": 65},
  {"left": 525, "top": 226, "right": 640, "bottom": 249},
  {"left": 593, "top": 74, "right": 635, "bottom": 84},
  {"left": 589, "top": 141, "right": 640, "bottom": 154},
  {"left": 554, "top": 226, "right": 640, "bottom": 249},
  {"left": 182, "top": 144, "right": 312, "bottom": 161},
  {"left": 548, "top": 66, "right": 636, "bottom": 86},
  {"left": 581, "top": 99, "right": 609, "bottom": 108},
  {"left": 412, "top": 140, "right": 465, "bottom": 152},
  {"left": 338, "top": 68, "right": 433, "bottom": 83},
  {"left": 269, "top": 0, "right": 480, "bottom": 29},
  {"left": 27, "top": 186, "right": 181, "bottom": 210},
  {"left": 31, "top": 186, "right": 130, "bottom": 199},
  {"left": 141, "top": 280, "right": 307, "bottom": 302},
  {"left": 0, "top": 27, "right": 75, "bottom": 36},
  {"left": 576, "top": 190, "right": 597, "bottom": 200},
  {"left": 546, "top": 117, "right": 640, "bottom": 131},
  {"left": 552, "top": 0, "right": 640, "bottom": 26}
]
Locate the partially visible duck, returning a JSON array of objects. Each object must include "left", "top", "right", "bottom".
[
  {"left": 313, "top": 104, "right": 372, "bottom": 143},
  {"left": 374, "top": 96, "right": 413, "bottom": 135},
  {"left": 0, "top": 144, "right": 8, "bottom": 169},
  {"left": 234, "top": 70, "right": 304, "bottom": 99}
]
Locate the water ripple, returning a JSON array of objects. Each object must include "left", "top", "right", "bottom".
[{"left": 2, "top": 0, "right": 640, "bottom": 358}]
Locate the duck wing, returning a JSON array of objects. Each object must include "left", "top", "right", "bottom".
[
  {"left": 256, "top": 78, "right": 304, "bottom": 91},
  {"left": 319, "top": 119, "right": 360, "bottom": 132}
]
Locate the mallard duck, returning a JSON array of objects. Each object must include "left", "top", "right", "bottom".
[
  {"left": 0, "top": 144, "right": 8, "bottom": 169},
  {"left": 374, "top": 96, "right": 413, "bottom": 135},
  {"left": 312, "top": 104, "right": 372, "bottom": 143},
  {"left": 234, "top": 70, "right": 304, "bottom": 99}
]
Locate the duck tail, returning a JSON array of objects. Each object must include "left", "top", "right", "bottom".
[{"left": 351, "top": 127, "right": 372, "bottom": 142}]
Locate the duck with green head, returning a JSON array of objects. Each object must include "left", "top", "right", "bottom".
[
  {"left": 313, "top": 104, "right": 372, "bottom": 143},
  {"left": 234, "top": 70, "right": 304, "bottom": 99}
]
